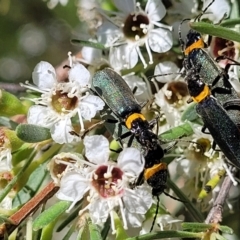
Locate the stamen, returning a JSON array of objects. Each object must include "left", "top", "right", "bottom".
[
  {"left": 109, "top": 210, "right": 116, "bottom": 234},
  {"left": 145, "top": 40, "right": 153, "bottom": 64},
  {"left": 20, "top": 82, "right": 47, "bottom": 94},
  {"left": 118, "top": 198, "right": 128, "bottom": 229},
  {"left": 151, "top": 79, "right": 160, "bottom": 92},
  {"left": 68, "top": 52, "right": 73, "bottom": 67},
  {"left": 136, "top": 46, "right": 147, "bottom": 68},
  {"left": 77, "top": 108, "right": 85, "bottom": 132},
  {"left": 152, "top": 21, "right": 173, "bottom": 31},
  {"left": 135, "top": 35, "right": 140, "bottom": 41},
  {"left": 195, "top": 168, "right": 199, "bottom": 190},
  {"left": 223, "top": 163, "right": 238, "bottom": 186}
]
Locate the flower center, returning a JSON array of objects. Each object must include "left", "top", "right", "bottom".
[
  {"left": 92, "top": 165, "right": 124, "bottom": 198},
  {"left": 165, "top": 81, "right": 189, "bottom": 106},
  {"left": 123, "top": 12, "right": 150, "bottom": 41},
  {"left": 188, "top": 138, "right": 212, "bottom": 162},
  {"left": 51, "top": 90, "right": 78, "bottom": 113}
]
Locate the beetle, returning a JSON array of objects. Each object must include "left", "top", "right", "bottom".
[
  {"left": 178, "top": 0, "right": 240, "bottom": 105},
  {"left": 184, "top": 62, "right": 240, "bottom": 169},
  {"left": 92, "top": 68, "right": 164, "bottom": 154},
  {"left": 92, "top": 68, "right": 180, "bottom": 231}
]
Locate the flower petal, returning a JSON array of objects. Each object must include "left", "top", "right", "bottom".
[
  {"left": 68, "top": 63, "right": 90, "bottom": 86},
  {"left": 154, "top": 61, "right": 179, "bottom": 83},
  {"left": 146, "top": 0, "right": 166, "bottom": 22},
  {"left": 117, "top": 148, "right": 144, "bottom": 177},
  {"left": 124, "top": 74, "right": 150, "bottom": 101},
  {"left": 109, "top": 45, "right": 138, "bottom": 70},
  {"left": 148, "top": 28, "right": 173, "bottom": 53},
  {"left": 89, "top": 198, "right": 109, "bottom": 224},
  {"left": 51, "top": 120, "right": 79, "bottom": 144},
  {"left": 32, "top": 61, "right": 56, "bottom": 90},
  {"left": 81, "top": 46, "right": 103, "bottom": 65},
  {"left": 201, "top": 0, "right": 230, "bottom": 24},
  {"left": 80, "top": 95, "right": 105, "bottom": 120},
  {"left": 83, "top": 135, "right": 110, "bottom": 164},
  {"left": 113, "top": 0, "right": 135, "bottom": 13},
  {"left": 124, "top": 209, "right": 145, "bottom": 227},
  {"left": 123, "top": 185, "right": 152, "bottom": 214},
  {"left": 97, "top": 20, "right": 121, "bottom": 46},
  {"left": 27, "top": 105, "right": 53, "bottom": 128},
  {"left": 56, "top": 172, "right": 89, "bottom": 202}
]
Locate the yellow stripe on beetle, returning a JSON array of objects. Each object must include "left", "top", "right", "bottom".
[
  {"left": 184, "top": 38, "right": 205, "bottom": 55},
  {"left": 192, "top": 85, "right": 211, "bottom": 103},
  {"left": 125, "top": 113, "right": 146, "bottom": 129},
  {"left": 144, "top": 163, "right": 167, "bottom": 180}
]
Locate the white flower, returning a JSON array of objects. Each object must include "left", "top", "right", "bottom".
[
  {"left": 77, "top": 0, "right": 102, "bottom": 31},
  {"left": 154, "top": 79, "right": 188, "bottom": 127},
  {"left": 0, "top": 131, "right": 12, "bottom": 171},
  {"left": 172, "top": 128, "right": 237, "bottom": 207},
  {"left": 123, "top": 73, "right": 152, "bottom": 102},
  {"left": 55, "top": 135, "right": 152, "bottom": 234},
  {"left": 154, "top": 61, "right": 180, "bottom": 83},
  {"left": 0, "top": 147, "right": 12, "bottom": 171},
  {"left": 21, "top": 55, "right": 105, "bottom": 144},
  {"left": 97, "top": 0, "right": 173, "bottom": 69},
  {"left": 0, "top": 195, "right": 13, "bottom": 210},
  {"left": 201, "top": 0, "right": 230, "bottom": 24}
]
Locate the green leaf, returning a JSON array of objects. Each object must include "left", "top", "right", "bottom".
[
  {"left": 16, "top": 124, "right": 51, "bottom": 143},
  {"left": 40, "top": 219, "right": 57, "bottom": 240},
  {"left": 220, "top": 18, "right": 240, "bottom": 27},
  {"left": 13, "top": 164, "right": 48, "bottom": 207},
  {"left": 0, "top": 89, "right": 28, "bottom": 117},
  {"left": 56, "top": 201, "right": 83, "bottom": 232},
  {"left": 101, "top": 217, "right": 111, "bottom": 240},
  {"left": 190, "top": 21, "right": 240, "bottom": 43},
  {"left": 0, "top": 151, "right": 36, "bottom": 203},
  {"left": 126, "top": 230, "right": 203, "bottom": 239},
  {"left": 219, "top": 225, "right": 234, "bottom": 234},
  {"left": 182, "top": 222, "right": 212, "bottom": 231},
  {"left": 33, "top": 201, "right": 71, "bottom": 231},
  {"left": 0, "top": 117, "right": 18, "bottom": 129},
  {"left": 181, "top": 103, "right": 198, "bottom": 122},
  {"left": 88, "top": 220, "right": 103, "bottom": 240},
  {"left": 159, "top": 122, "right": 194, "bottom": 141},
  {"left": 71, "top": 39, "right": 106, "bottom": 50}
]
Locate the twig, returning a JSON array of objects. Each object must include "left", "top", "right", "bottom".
[
  {"left": 0, "top": 181, "right": 59, "bottom": 238},
  {"left": 205, "top": 166, "right": 237, "bottom": 224}
]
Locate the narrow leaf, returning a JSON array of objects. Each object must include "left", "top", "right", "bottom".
[
  {"left": 182, "top": 222, "right": 213, "bottom": 231},
  {"left": 126, "top": 230, "right": 203, "bottom": 239},
  {"left": 88, "top": 221, "right": 102, "bottom": 240},
  {"left": 220, "top": 18, "right": 240, "bottom": 27},
  {"left": 181, "top": 103, "right": 199, "bottom": 122},
  {"left": 16, "top": 124, "right": 51, "bottom": 143},
  {"left": 159, "top": 122, "right": 194, "bottom": 141},
  {"left": 33, "top": 201, "right": 71, "bottom": 231},
  {"left": 219, "top": 225, "right": 234, "bottom": 234},
  {"left": 71, "top": 39, "right": 106, "bottom": 50},
  {"left": 190, "top": 21, "right": 240, "bottom": 43}
]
